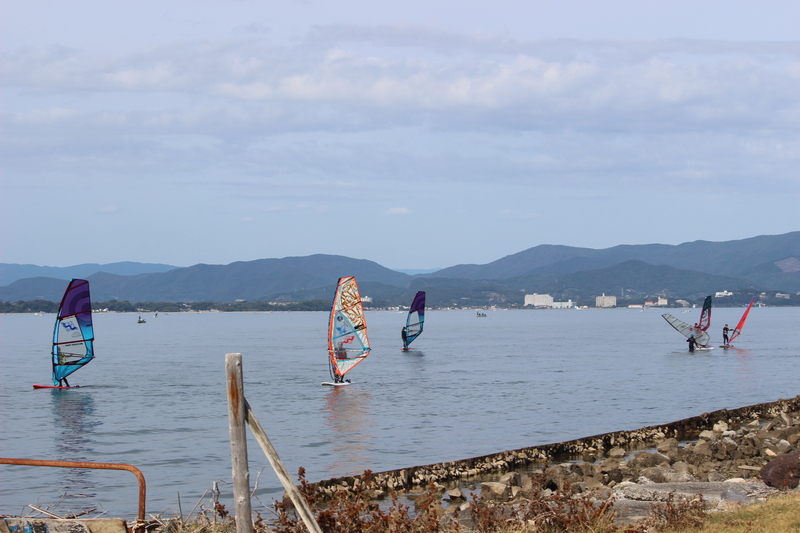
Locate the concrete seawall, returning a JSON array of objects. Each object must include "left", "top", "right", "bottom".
[{"left": 310, "top": 395, "right": 800, "bottom": 498}]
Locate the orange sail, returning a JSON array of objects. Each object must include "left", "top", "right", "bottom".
[{"left": 727, "top": 297, "right": 754, "bottom": 345}]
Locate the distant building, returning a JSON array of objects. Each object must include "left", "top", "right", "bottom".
[
  {"left": 552, "top": 300, "right": 575, "bottom": 309},
  {"left": 676, "top": 299, "right": 690, "bottom": 307},
  {"left": 715, "top": 290, "right": 733, "bottom": 297},
  {"left": 524, "top": 293, "right": 553, "bottom": 307},
  {"left": 595, "top": 293, "right": 616, "bottom": 308},
  {"left": 361, "top": 295, "right": 372, "bottom": 303},
  {"left": 776, "top": 293, "right": 790, "bottom": 299},
  {"left": 658, "top": 297, "right": 668, "bottom": 306}
]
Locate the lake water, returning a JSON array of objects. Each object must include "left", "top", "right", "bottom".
[{"left": 1, "top": 307, "right": 798, "bottom": 518}]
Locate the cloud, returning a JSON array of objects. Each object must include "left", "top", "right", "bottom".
[
  {"left": 385, "top": 207, "right": 410, "bottom": 215},
  {"left": 99, "top": 204, "right": 122, "bottom": 214}
]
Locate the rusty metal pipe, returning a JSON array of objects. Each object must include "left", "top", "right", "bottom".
[{"left": 0, "top": 457, "right": 146, "bottom": 523}]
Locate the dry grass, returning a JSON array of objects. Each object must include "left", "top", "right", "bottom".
[
  {"left": 670, "top": 491, "right": 800, "bottom": 533},
  {"left": 136, "top": 473, "right": 800, "bottom": 533}
]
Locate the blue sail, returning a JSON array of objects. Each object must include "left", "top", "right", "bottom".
[
  {"left": 52, "top": 279, "right": 94, "bottom": 386},
  {"left": 402, "top": 291, "right": 426, "bottom": 349}
]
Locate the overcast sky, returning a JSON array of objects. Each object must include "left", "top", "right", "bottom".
[{"left": 2, "top": 1, "right": 798, "bottom": 271}]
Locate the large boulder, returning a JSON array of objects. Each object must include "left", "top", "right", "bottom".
[{"left": 760, "top": 448, "right": 800, "bottom": 489}]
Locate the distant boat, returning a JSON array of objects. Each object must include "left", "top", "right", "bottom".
[
  {"left": 137, "top": 316, "right": 147, "bottom": 323},
  {"left": 401, "top": 291, "right": 425, "bottom": 350},
  {"left": 323, "top": 277, "right": 371, "bottom": 386},
  {"left": 476, "top": 311, "right": 487, "bottom": 317},
  {"left": 33, "top": 279, "right": 95, "bottom": 389},
  {"left": 721, "top": 297, "right": 755, "bottom": 348}
]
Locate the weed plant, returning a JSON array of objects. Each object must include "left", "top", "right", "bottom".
[{"left": 124, "top": 467, "right": 716, "bottom": 533}]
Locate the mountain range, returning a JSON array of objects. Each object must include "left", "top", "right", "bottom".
[{"left": 1, "top": 232, "right": 798, "bottom": 306}]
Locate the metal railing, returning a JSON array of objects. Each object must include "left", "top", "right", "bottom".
[{"left": 0, "top": 457, "right": 146, "bottom": 529}]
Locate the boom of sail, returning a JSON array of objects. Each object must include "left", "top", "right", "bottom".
[
  {"left": 402, "top": 291, "right": 426, "bottom": 349},
  {"left": 52, "top": 279, "right": 95, "bottom": 386},
  {"left": 727, "top": 297, "right": 755, "bottom": 345},
  {"left": 327, "top": 276, "right": 371, "bottom": 382}
]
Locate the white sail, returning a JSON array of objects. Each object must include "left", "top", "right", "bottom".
[{"left": 662, "top": 314, "right": 710, "bottom": 347}]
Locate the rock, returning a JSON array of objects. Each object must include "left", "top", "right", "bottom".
[
  {"left": 544, "top": 465, "right": 567, "bottom": 490},
  {"left": 656, "top": 438, "right": 679, "bottom": 454},
  {"left": 713, "top": 421, "right": 729, "bottom": 433},
  {"left": 446, "top": 488, "right": 465, "bottom": 501},
  {"left": 640, "top": 466, "right": 696, "bottom": 483},
  {"left": 707, "top": 471, "right": 727, "bottom": 482},
  {"left": 629, "top": 451, "right": 670, "bottom": 469},
  {"left": 608, "top": 446, "right": 627, "bottom": 458},
  {"left": 693, "top": 440, "right": 713, "bottom": 457},
  {"left": 699, "top": 430, "right": 717, "bottom": 441},
  {"left": 480, "top": 481, "right": 511, "bottom": 501},
  {"left": 761, "top": 448, "right": 800, "bottom": 489}
]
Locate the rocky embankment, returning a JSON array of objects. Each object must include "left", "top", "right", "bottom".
[{"left": 310, "top": 395, "right": 800, "bottom": 525}]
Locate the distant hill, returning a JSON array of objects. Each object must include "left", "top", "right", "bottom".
[
  {"left": 0, "top": 261, "right": 179, "bottom": 286},
  {"left": 425, "top": 232, "right": 800, "bottom": 291},
  {"left": 0, "top": 255, "right": 411, "bottom": 302},
  {"left": 1, "top": 233, "right": 797, "bottom": 305}
]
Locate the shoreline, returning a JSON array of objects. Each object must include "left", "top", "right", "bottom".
[{"left": 310, "top": 394, "right": 800, "bottom": 498}]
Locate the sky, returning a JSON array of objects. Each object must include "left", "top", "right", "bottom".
[{"left": 2, "top": 1, "right": 799, "bottom": 271}]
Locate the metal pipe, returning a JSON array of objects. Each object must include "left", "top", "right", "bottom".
[{"left": 0, "top": 457, "right": 146, "bottom": 524}]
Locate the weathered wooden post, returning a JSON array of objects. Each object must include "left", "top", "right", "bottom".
[
  {"left": 225, "top": 353, "right": 323, "bottom": 533},
  {"left": 226, "top": 353, "right": 254, "bottom": 533}
]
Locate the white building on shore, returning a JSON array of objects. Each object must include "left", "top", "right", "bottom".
[
  {"left": 596, "top": 293, "right": 617, "bottom": 308},
  {"left": 524, "top": 293, "right": 554, "bottom": 307}
]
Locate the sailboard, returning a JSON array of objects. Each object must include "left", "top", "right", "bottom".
[
  {"left": 662, "top": 313, "right": 710, "bottom": 348},
  {"left": 401, "top": 291, "right": 426, "bottom": 350},
  {"left": 33, "top": 279, "right": 95, "bottom": 389},
  {"left": 721, "top": 297, "right": 755, "bottom": 348},
  {"left": 323, "top": 276, "right": 371, "bottom": 386}
]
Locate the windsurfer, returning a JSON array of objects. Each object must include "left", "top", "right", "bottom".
[
  {"left": 687, "top": 334, "right": 697, "bottom": 352},
  {"left": 723, "top": 324, "right": 730, "bottom": 345},
  {"left": 336, "top": 342, "right": 347, "bottom": 360},
  {"left": 59, "top": 377, "right": 70, "bottom": 388},
  {"left": 401, "top": 326, "right": 407, "bottom": 346}
]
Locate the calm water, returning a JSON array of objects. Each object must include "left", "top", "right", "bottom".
[{"left": 1, "top": 307, "right": 798, "bottom": 517}]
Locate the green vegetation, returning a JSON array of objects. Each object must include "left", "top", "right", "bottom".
[{"left": 0, "top": 299, "right": 331, "bottom": 313}]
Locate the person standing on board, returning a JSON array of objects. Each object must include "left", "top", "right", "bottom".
[
  {"left": 401, "top": 326, "right": 408, "bottom": 346},
  {"left": 687, "top": 334, "right": 697, "bottom": 352},
  {"left": 722, "top": 324, "right": 730, "bottom": 345},
  {"left": 336, "top": 342, "right": 347, "bottom": 360}
]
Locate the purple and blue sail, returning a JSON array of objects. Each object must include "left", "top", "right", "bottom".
[
  {"left": 52, "top": 279, "right": 95, "bottom": 385},
  {"left": 402, "top": 291, "right": 426, "bottom": 349}
]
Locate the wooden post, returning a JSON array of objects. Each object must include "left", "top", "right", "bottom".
[
  {"left": 225, "top": 353, "right": 322, "bottom": 533},
  {"left": 225, "top": 353, "right": 254, "bottom": 533},
  {"left": 245, "top": 399, "right": 324, "bottom": 533}
]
